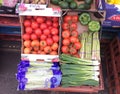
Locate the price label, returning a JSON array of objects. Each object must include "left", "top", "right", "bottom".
[{"left": 52, "top": 8, "right": 61, "bottom": 15}]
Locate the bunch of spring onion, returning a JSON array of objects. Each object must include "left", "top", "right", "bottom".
[
  {"left": 60, "top": 54, "right": 100, "bottom": 87},
  {"left": 16, "top": 60, "right": 62, "bottom": 90}
]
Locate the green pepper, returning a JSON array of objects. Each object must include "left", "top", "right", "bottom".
[
  {"left": 79, "top": 13, "right": 91, "bottom": 25},
  {"left": 88, "top": 20, "right": 100, "bottom": 32}
]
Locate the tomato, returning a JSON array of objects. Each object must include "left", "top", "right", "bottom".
[
  {"left": 23, "top": 33, "right": 30, "bottom": 40},
  {"left": 23, "top": 40, "right": 31, "bottom": 48},
  {"left": 33, "top": 46, "right": 39, "bottom": 51},
  {"left": 70, "top": 23, "right": 77, "bottom": 30},
  {"left": 71, "top": 30, "right": 78, "bottom": 37},
  {"left": 69, "top": 47, "right": 77, "bottom": 55},
  {"left": 52, "top": 17, "right": 59, "bottom": 22},
  {"left": 72, "top": 15, "right": 78, "bottom": 23},
  {"left": 43, "top": 29, "right": 50, "bottom": 36},
  {"left": 62, "top": 23, "right": 69, "bottom": 30},
  {"left": 31, "top": 21, "right": 39, "bottom": 29},
  {"left": 61, "top": 46, "right": 69, "bottom": 53},
  {"left": 50, "top": 51, "right": 58, "bottom": 55},
  {"left": 53, "top": 22, "right": 59, "bottom": 28},
  {"left": 73, "top": 42, "right": 82, "bottom": 50},
  {"left": 30, "top": 33, "right": 38, "bottom": 40},
  {"left": 31, "top": 51, "right": 37, "bottom": 54},
  {"left": 44, "top": 46, "right": 52, "bottom": 54},
  {"left": 40, "top": 23, "right": 47, "bottom": 30},
  {"left": 64, "top": 15, "right": 72, "bottom": 23},
  {"left": 70, "top": 36, "right": 77, "bottom": 43},
  {"left": 51, "top": 28, "right": 59, "bottom": 35},
  {"left": 62, "top": 38, "right": 70, "bottom": 46},
  {"left": 46, "top": 38, "right": 53, "bottom": 46},
  {"left": 35, "top": 28, "right": 42, "bottom": 36},
  {"left": 40, "top": 34, "right": 47, "bottom": 40},
  {"left": 39, "top": 51, "right": 46, "bottom": 55},
  {"left": 25, "top": 27, "right": 32, "bottom": 34},
  {"left": 48, "top": 35, "right": 52, "bottom": 38},
  {"left": 31, "top": 40, "right": 40, "bottom": 47},
  {"left": 46, "top": 20, "right": 52, "bottom": 26},
  {"left": 24, "top": 19, "right": 31, "bottom": 27},
  {"left": 52, "top": 35, "right": 59, "bottom": 43},
  {"left": 62, "top": 30, "right": 70, "bottom": 38},
  {"left": 36, "top": 16, "right": 45, "bottom": 23},
  {"left": 51, "top": 43, "right": 59, "bottom": 51},
  {"left": 24, "top": 47, "right": 31, "bottom": 54},
  {"left": 40, "top": 40, "right": 47, "bottom": 47},
  {"left": 73, "top": 53, "right": 80, "bottom": 58},
  {"left": 48, "top": 26, "right": 52, "bottom": 30}
]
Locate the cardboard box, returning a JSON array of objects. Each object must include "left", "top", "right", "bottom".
[
  {"left": 19, "top": 8, "right": 62, "bottom": 62},
  {"left": 98, "top": 0, "right": 120, "bottom": 27}
]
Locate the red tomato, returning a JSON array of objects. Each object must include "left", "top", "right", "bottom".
[
  {"left": 62, "top": 38, "right": 70, "bottom": 46},
  {"left": 64, "top": 15, "right": 72, "bottom": 23},
  {"left": 69, "top": 47, "right": 77, "bottom": 55},
  {"left": 36, "top": 16, "right": 45, "bottom": 23},
  {"left": 35, "top": 28, "right": 42, "bottom": 36},
  {"left": 50, "top": 51, "right": 58, "bottom": 55},
  {"left": 31, "top": 33, "right": 38, "bottom": 40},
  {"left": 40, "top": 34, "right": 47, "bottom": 40},
  {"left": 52, "top": 17, "right": 59, "bottom": 22},
  {"left": 44, "top": 46, "right": 52, "bottom": 54},
  {"left": 70, "top": 23, "right": 77, "bottom": 30},
  {"left": 24, "top": 19, "right": 31, "bottom": 27},
  {"left": 43, "top": 29, "right": 50, "bottom": 36},
  {"left": 23, "top": 33, "right": 30, "bottom": 40},
  {"left": 25, "top": 27, "right": 32, "bottom": 34},
  {"left": 40, "top": 40, "right": 47, "bottom": 47},
  {"left": 51, "top": 43, "right": 59, "bottom": 51},
  {"left": 53, "top": 22, "right": 59, "bottom": 28},
  {"left": 74, "top": 42, "right": 82, "bottom": 50},
  {"left": 31, "top": 21, "right": 39, "bottom": 29},
  {"left": 40, "top": 23, "right": 47, "bottom": 30},
  {"left": 52, "top": 35, "right": 59, "bottom": 43},
  {"left": 61, "top": 46, "right": 69, "bottom": 54},
  {"left": 62, "top": 23, "right": 69, "bottom": 30},
  {"left": 72, "top": 15, "right": 78, "bottom": 23},
  {"left": 46, "top": 20, "right": 52, "bottom": 26},
  {"left": 48, "top": 26, "right": 52, "bottom": 30},
  {"left": 51, "top": 28, "right": 59, "bottom": 35},
  {"left": 62, "top": 30, "right": 70, "bottom": 38},
  {"left": 70, "top": 36, "right": 77, "bottom": 43},
  {"left": 46, "top": 38, "right": 53, "bottom": 46},
  {"left": 71, "top": 30, "right": 78, "bottom": 37}
]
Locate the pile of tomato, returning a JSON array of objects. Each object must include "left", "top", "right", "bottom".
[
  {"left": 61, "top": 15, "right": 82, "bottom": 57},
  {"left": 22, "top": 16, "right": 59, "bottom": 55}
]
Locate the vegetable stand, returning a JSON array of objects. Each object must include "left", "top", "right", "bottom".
[{"left": 16, "top": 0, "right": 105, "bottom": 93}]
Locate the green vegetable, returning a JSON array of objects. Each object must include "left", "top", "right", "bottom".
[
  {"left": 88, "top": 20, "right": 100, "bottom": 32},
  {"left": 79, "top": 12, "right": 91, "bottom": 25},
  {"left": 77, "top": 3, "right": 91, "bottom": 10},
  {"left": 59, "top": 1, "right": 69, "bottom": 9},
  {"left": 65, "top": 0, "right": 74, "bottom": 3},
  {"left": 51, "top": 0, "right": 61, "bottom": 5},
  {"left": 69, "top": 1, "right": 77, "bottom": 9},
  {"left": 84, "top": 0, "right": 93, "bottom": 5}
]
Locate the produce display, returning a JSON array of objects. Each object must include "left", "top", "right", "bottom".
[
  {"left": 50, "top": 0, "right": 93, "bottom": 10},
  {"left": 16, "top": 60, "right": 62, "bottom": 90},
  {"left": 61, "top": 14, "right": 82, "bottom": 57},
  {"left": 22, "top": 0, "right": 47, "bottom": 4},
  {"left": 22, "top": 16, "right": 60, "bottom": 55}
]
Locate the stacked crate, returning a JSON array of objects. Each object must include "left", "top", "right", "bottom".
[{"left": 105, "top": 37, "right": 120, "bottom": 94}]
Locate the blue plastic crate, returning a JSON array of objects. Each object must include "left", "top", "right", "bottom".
[{"left": 0, "top": 25, "right": 21, "bottom": 35}]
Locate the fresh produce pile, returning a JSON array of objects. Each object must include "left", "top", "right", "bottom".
[
  {"left": 60, "top": 54, "right": 99, "bottom": 87},
  {"left": 22, "top": 16, "right": 59, "bottom": 55},
  {"left": 16, "top": 60, "right": 62, "bottom": 90},
  {"left": 22, "top": 0, "right": 47, "bottom": 4},
  {"left": 79, "top": 12, "right": 101, "bottom": 60},
  {"left": 61, "top": 14, "right": 82, "bottom": 57},
  {"left": 51, "top": 0, "right": 93, "bottom": 10}
]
